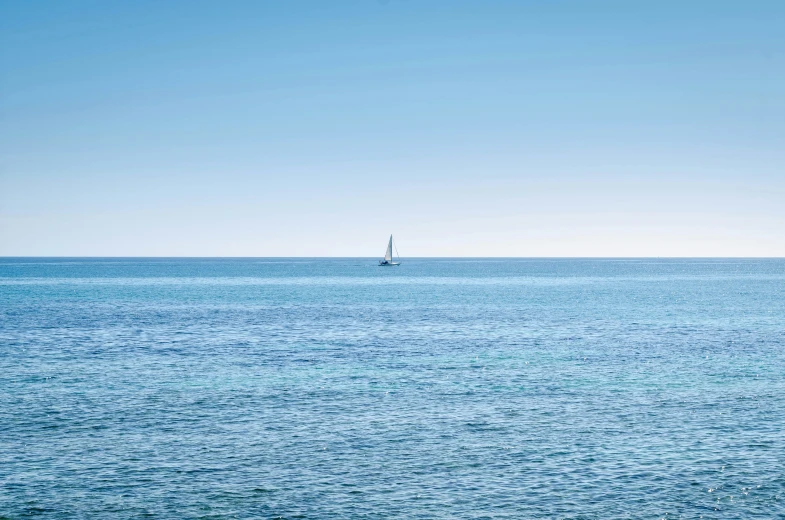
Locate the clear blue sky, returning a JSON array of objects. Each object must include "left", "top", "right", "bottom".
[{"left": 1, "top": 0, "right": 783, "bottom": 256}]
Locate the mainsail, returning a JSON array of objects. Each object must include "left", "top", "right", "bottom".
[{"left": 384, "top": 235, "right": 393, "bottom": 262}]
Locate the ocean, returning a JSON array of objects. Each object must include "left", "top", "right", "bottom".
[{"left": 1, "top": 258, "right": 783, "bottom": 518}]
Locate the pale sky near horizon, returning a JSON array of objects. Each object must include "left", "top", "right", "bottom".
[{"left": 1, "top": 0, "right": 784, "bottom": 257}]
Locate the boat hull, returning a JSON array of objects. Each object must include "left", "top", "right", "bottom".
[{"left": 378, "top": 262, "right": 400, "bottom": 266}]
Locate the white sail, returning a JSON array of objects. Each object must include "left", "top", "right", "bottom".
[{"left": 384, "top": 235, "right": 393, "bottom": 262}]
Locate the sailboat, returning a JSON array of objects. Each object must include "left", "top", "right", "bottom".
[{"left": 379, "top": 235, "right": 401, "bottom": 266}]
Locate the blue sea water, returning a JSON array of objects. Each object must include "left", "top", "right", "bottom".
[{"left": 1, "top": 258, "right": 783, "bottom": 519}]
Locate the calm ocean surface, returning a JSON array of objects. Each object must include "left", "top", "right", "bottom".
[{"left": 1, "top": 258, "right": 783, "bottom": 519}]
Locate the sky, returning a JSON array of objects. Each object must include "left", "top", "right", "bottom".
[{"left": 1, "top": 0, "right": 783, "bottom": 257}]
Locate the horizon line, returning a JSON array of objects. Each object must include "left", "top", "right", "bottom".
[{"left": 2, "top": 256, "right": 784, "bottom": 260}]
